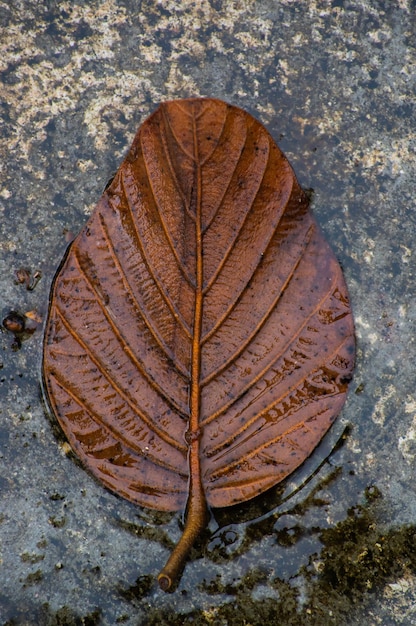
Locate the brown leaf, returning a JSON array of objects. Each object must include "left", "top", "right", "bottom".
[{"left": 43, "top": 98, "right": 355, "bottom": 590}]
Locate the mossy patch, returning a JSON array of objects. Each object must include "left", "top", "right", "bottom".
[
  {"left": 115, "top": 489, "right": 416, "bottom": 626},
  {"left": 2, "top": 604, "right": 101, "bottom": 626}
]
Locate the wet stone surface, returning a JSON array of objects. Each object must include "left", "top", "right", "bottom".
[{"left": 1, "top": 1, "right": 416, "bottom": 625}]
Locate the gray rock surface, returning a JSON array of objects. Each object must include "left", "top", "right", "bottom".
[{"left": 1, "top": 1, "right": 415, "bottom": 624}]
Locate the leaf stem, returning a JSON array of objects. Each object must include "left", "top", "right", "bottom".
[{"left": 157, "top": 460, "right": 208, "bottom": 591}]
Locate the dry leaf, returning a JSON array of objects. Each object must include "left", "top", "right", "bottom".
[{"left": 43, "top": 98, "right": 355, "bottom": 590}]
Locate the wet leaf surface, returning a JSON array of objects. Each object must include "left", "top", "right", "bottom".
[{"left": 43, "top": 98, "right": 355, "bottom": 590}]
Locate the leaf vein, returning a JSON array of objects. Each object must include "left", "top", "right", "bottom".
[
  {"left": 134, "top": 149, "right": 195, "bottom": 288},
  {"left": 201, "top": 277, "right": 346, "bottom": 427},
  {"left": 201, "top": 221, "right": 314, "bottom": 383},
  {"left": 121, "top": 166, "right": 194, "bottom": 333},
  {"left": 49, "top": 370, "right": 188, "bottom": 474},
  {"left": 73, "top": 247, "right": 188, "bottom": 417},
  {"left": 98, "top": 212, "right": 190, "bottom": 379}
]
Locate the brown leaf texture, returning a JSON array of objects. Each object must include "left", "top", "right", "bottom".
[{"left": 43, "top": 98, "right": 355, "bottom": 590}]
